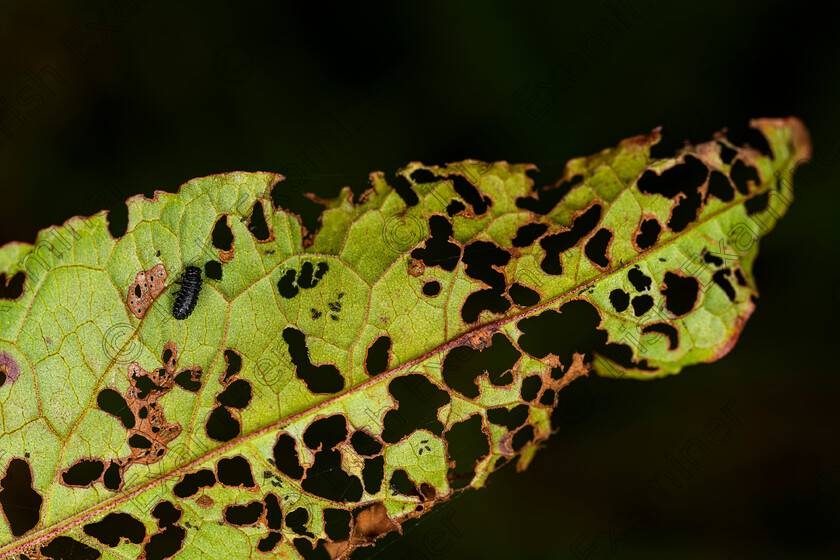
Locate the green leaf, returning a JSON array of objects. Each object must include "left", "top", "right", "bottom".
[{"left": 0, "top": 117, "right": 810, "bottom": 559}]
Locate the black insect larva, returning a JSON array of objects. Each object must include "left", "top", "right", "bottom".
[{"left": 173, "top": 266, "right": 202, "bottom": 320}]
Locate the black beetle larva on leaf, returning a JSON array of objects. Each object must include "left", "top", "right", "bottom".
[{"left": 173, "top": 266, "right": 203, "bottom": 320}]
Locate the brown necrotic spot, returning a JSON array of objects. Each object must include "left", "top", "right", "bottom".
[
  {"left": 410, "top": 215, "right": 462, "bottom": 272},
  {"left": 83, "top": 512, "right": 146, "bottom": 547},
  {"left": 0, "top": 458, "right": 43, "bottom": 537},
  {"left": 283, "top": 327, "right": 344, "bottom": 394},
  {"left": 641, "top": 323, "right": 679, "bottom": 350},
  {"left": 61, "top": 458, "right": 105, "bottom": 487},
  {"left": 126, "top": 263, "right": 167, "bottom": 319},
  {"left": 173, "top": 469, "right": 216, "bottom": 498},
  {"left": 39, "top": 536, "right": 101, "bottom": 560},
  {"left": 272, "top": 432, "right": 304, "bottom": 480},
  {"left": 212, "top": 215, "right": 235, "bottom": 262},
  {"left": 516, "top": 174, "right": 583, "bottom": 215},
  {"left": 662, "top": 271, "right": 700, "bottom": 317},
  {"left": 224, "top": 501, "right": 264, "bottom": 526},
  {"left": 707, "top": 170, "right": 735, "bottom": 202},
  {"left": 0, "top": 351, "right": 21, "bottom": 388},
  {"left": 442, "top": 333, "right": 520, "bottom": 399},
  {"left": 217, "top": 455, "right": 256, "bottom": 488},
  {"left": 634, "top": 216, "right": 662, "bottom": 251},
  {"left": 247, "top": 200, "right": 273, "bottom": 242},
  {"left": 445, "top": 414, "right": 490, "bottom": 490},
  {"left": 422, "top": 279, "right": 441, "bottom": 297},
  {"left": 0, "top": 271, "right": 25, "bottom": 300},
  {"left": 584, "top": 228, "right": 613, "bottom": 268},
  {"left": 729, "top": 159, "right": 760, "bottom": 195},
  {"left": 539, "top": 203, "right": 602, "bottom": 276},
  {"left": 382, "top": 374, "right": 450, "bottom": 443},
  {"left": 364, "top": 335, "right": 392, "bottom": 376}
]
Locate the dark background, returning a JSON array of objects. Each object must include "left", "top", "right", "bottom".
[{"left": 2, "top": 1, "right": 839, "bottom": 558}]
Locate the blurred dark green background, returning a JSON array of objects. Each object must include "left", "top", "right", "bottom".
[{"left": 2, "top": 1, "right": 839, "bottom": 558}]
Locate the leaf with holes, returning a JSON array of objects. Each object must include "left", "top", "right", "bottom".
[{"left": 0, "top": 117, "right": 810, "bottom": 559}]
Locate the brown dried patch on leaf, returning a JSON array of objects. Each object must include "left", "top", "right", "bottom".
[
  {"left": 127, "top": 263, "right": 168, "bottom": 319},
  {"left": 93, "top": 343, "right": 202, "bottom": 483},
  {"left": 195, "top": 494, "right": 214, "bottom": 509},
  {"left": 0, "top": 350, "right": 21, "bottom": 388},
  {"left": 407, "top": 258, "right": 425, "bottom": 277},
  {"left": 350, "top": 502, "right": 400, "bottom": 546}
]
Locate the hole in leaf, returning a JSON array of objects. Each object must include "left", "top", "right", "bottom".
[
  {"left": 516, "top": 175, "right": 583, "bottom": 215},
  {"left": 422, "top": 279, "right": 441, "bottom": 297},
  {"left": 637, "top": 155, "right": 708, "bottom": 199},
  {"left": 446, "top": 199, "right": 466, "bottom": 216},
  {"left": 351, "top": 430, "right": 383, "bottom": 457},
  {"left": 391, "top": 174, "right": 419, "bottom": 206},
  {"left": 635, "top": 217, "right": 662, "bottom": 250},
  {"left": 272, "top": 433, "right": 304, "bottom": 480},
  {"left": 83, "top": 512, "right": 146, "bottom": 547},
  {"left": 283, "top": 327, "right": 344, "bottom": 394},
  {"left": 103, "top": 461, "right": 122, "bottom": 491},
  {"left": 264, "top": 493, "right": 283, "bottom": 530},
  {"left": 445, "top": 414, "right": 490, "bottom": 490},
  {"left": 512, "top": 223, "right": 548, "bottom": 248},
  {"left": 224, "top": 501, "right": 264, "bottom": 526},
  {"left": 730, "top": 159, "right": 760, "bottom": 195},
  {"left": 247, "top": 201, "right": 271, "bottom": 241},
  {"left": 216, "top": 379, "right": 253, "bottom": 409},
  {"left": 508, "top": 283, "right": 540, "bottom": 307},
  {"left": 713, "top": 269, "right": 736, "bottom": 301},
  {"left": 206, "top": 405, "right": 241, "bottom": 442},
  {"left": 609, "top": 289, "right": 630, "bottom": 312},
  {"left": 631, "top": 295, "right": 654, "bottom": 316},
  {"left": 143, "top": 525, "right": 186, "bottom": 560},
  {"left": 96, "top": 388, "right": 135, "bottom": 429},
  {"left": 204, "top": 260, "right": 222, "bottom": 281},
  {"left": 512, "top": 425, "right": 535, "bottom": 451},
  {"left": 628, "top": 268, "right": 652, "bottom": 292},
  {"left": 442, "top": 333, "right": 520, "bottom": 399},
  {"left": 382, "top": 374, "right": 450, "bottom": 443},
  {"left": 486, "top": 404, "right": 529, "bottom": 431},
  {"left": 173, "top": 469, "right": 216, "bottom": 498},
  {"left": 362, "top": 456, "right": 385, "bottom": 494},
  {"left": 0, "top": 458, "right": 42, "bottom": 536},
  {"left": 258, "top": 532, "right": 283, "bottom": 552},
  {"left": 217, "top": 456, "right": 255, "bottom": 488},
  {"left": 410, "top": 169, "right": 437, "bottom": 184},
  {"left": 0, "top": 272, "right": 24, "bottom": 299},
  {"left": 410, "top": 215, "right": 461, "bottom": 272},
  {"left": 641, "top": 323, "right": 679, "bottom": 350},
  {"left": 540, "top": 203, "right": 602, "bottom": 275},
  {"left": 584, "top": 228, "right": 612, "bottom": 268},
  {"left": 448, "top": 174, "right": 488, "bottom": 215},
  {"left": 39, "top": 536, "right": 101, "bottom": 560},
  {"left": 323, "top": 508, "right": 352, "bottom": 541},
  {"left": 286, "top": 507, "right": 313, "bottom": 537},
  {"left": 707, "top": 170, "right": 735, "bottom": 202},
  {"left": 389, "top": 469, "right": 421, "bottom": 498},
  {"left": 745, "top": 192, "right": 769, "bottom": 215},
  {"left": 662, "top": 272, "right": 700, "bottom": 316},
  {"left": 212, "top": 215, "right": 234, "bottom": 252},
  {"left": 520, "top": 375, "right": 542, "bottom": 402},
  {"left": 365, "top": 336, "right": 392, "bottom": 376},
  {"left": 61, "top": 459, "right": 105, "bottom": 487}
]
